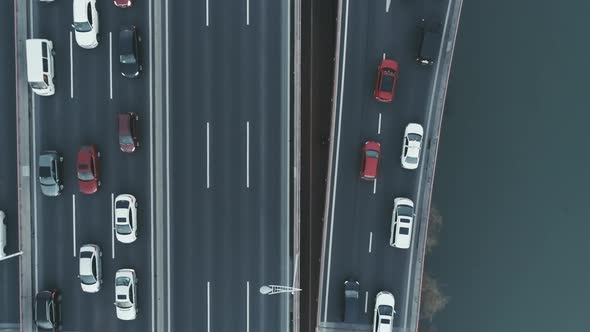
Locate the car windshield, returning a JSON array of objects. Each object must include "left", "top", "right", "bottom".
[
  {"left": 378, "top": 304, "right": 393, "bottom": 316},
  {"left": 117, "top": 295, "right": 133, "bottom": 308},
  {"left": 116, "top": 200, "right": 130, "bottom": 209},
  {"left": 116, "top": 222, "right": 132, "bottom": 235},
  {"left": 381, "top": 70, "right": 395, "bottom": 92},
  {"left": 80, "top": 273, "right": 97, "bottom": 285},
  {"left": 120, "top": 53, "right": 137, "bottom": 64},
  {"left": 397, "top": 205, "right": 414, "bottom": 218},
  {"left": 39, "top": 166, "right": 54, "bottom": 184},
  {"left": 366, "top": 150, "right": 379, "bottom": 158},
  {"left": 120, "top": 134, "right": 134, "bottom": 145},
  {"left": 73, "top": 21, "right": 92, "bottom": 33},
  {"left": 408, "top": 133, "right": 422, "bottom": 142},
  {"left": 30, "top": 81, "right": 47, "bottom": 89},
  {"left": 405, "top": 156, "right": 418, "bottom": 164},
  {"left": 77, "top": 164, "right": 94, "bottom": 181}
]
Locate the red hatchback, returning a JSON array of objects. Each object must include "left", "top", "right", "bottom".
[
  {"left": 360, "top": 141, "right": 381, "bottom": 181},
  {"left": 114, "top": 0, "right": 132, "bottom": 8},
  {"left": 374, "top": 59, "right": 399, "bottom": 102},
  {"left": 77, "top": 145, "right": 100, "bottom": 194},
  {"left": 119, "top": 113, "right": 139, "bottom": 153}
]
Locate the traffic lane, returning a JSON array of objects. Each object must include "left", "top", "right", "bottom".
[{"left": 0, "top": 0, "right": 19, "bottom": 323}]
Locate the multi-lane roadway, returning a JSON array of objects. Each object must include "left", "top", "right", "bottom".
[
  {"left": 318, "top": 0, "right": 448, "bottom": 330},
  {"left": 24, "top": 0, "right": 292, "bottom": 331}
]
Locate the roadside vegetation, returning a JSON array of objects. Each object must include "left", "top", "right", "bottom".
[{"left": 419, "top": 206, "right": 449, "bottom": 332}]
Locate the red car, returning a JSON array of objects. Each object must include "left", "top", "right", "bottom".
[
  {"left": 119, "top": 113, "right": 139, "bottom": 153},
  {"left": 114, "top": 0, "right": 132, "bottom": 8},
  {"left": 360, "top": 141, "right": 381, "bottom": 181},
  {"left": 374, "top": 59, "right": 399, "bottom": 102},
  {"left": 77, "top": 145, "right": 100, "bottom": 194}
]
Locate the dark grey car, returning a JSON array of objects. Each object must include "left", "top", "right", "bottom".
[
  {"left": 119, "top": 26, "right": 142, "bottom": 78},
  {"left": 344, "top": 279, "right": 361, "bottom": 323},
  {"left": 35, "top": 290, "right": 62, "bottom": 331},
  {"left": 39, "top": 151, "right": 63, "bottom": 197}
]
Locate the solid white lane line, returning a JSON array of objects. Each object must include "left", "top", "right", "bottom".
[
  {"left": 246, "top": 281, "right": 250, "bottom": 332},
  {"left": 111, "top": 193, "right": 115, "bottom": 259},
  {"left": 377, "top": 113, "right": 382, "bottom": 134},
  {"left": 207, "top": 282, "right": 211, "bottom": 332},
  {"left": 373, "top": 179, "right": 377, "bottom": 194},
  {"left": 246, "top": 0, "right": 250, "bottom": 25},
  {"left": 206, "top": 0, "right": 209, "bottom": 26},
  {"left": 165, "top": 0, "right": 172, "bottom": 327},
  {"left": 70, "top": 32, "right": 74, "bottom": 99},
  {"left": 109, "top": 32, "right": 113, "bottom": 100},
  {"left": 324, "top": 0, "right": 350, "bottom": 322},
  {"left": 149, "top": 0, "right": 155, "bottom": 326},
  {"left": 72, "top": 194, "right": 76, "bottom": 257},
  {"left": 206, "top": 122, "right": 210, "bottom": 188},
  {"left": 246, "top": 121, "right": 250, "bottom": 188},
  {"left": 386, "top": 0, "right": 391, "bottom": 13},
  {"left": 364, "top": 291, "right": 369, "bottom": 313},
  {"left": 368, "top": 232, "right": 373, "bottom": 253}
]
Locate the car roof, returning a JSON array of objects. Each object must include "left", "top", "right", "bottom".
[
  {"left": 119, "top": 27, "right": 135, "bottom": 54},
  {"left": 119, "top": 114, "right": 131, "bottom": 135},
  {"left": 73, "top": 0, "right": 90, "bottom": 22}
]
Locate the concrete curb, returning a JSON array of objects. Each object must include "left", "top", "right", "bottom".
[
  {"left": 408, "top": 0, "right": 464, "bottom": 330},
  {"left": 293, "top": 0, "right": 302, "bottom": 330},
  {"left": 14, "top": 0, "right": 33, "bottom": 330}
]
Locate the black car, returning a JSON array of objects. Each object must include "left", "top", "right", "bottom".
[
  {"left": 416, "top": 18, "right": 442, "bottom": 66},
  {"left": 35, "top": 290, "right": 62, "bottom": 331},
  {"left": 119, "top": 26, "right": 142, "bottom": 78},
  {"left": 343, "top": 279, "right": 360, "bottom": 323},
  {"left": 38, "top": 151, "right": 64, "bottom": 197}
]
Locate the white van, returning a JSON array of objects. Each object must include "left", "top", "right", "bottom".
[
  {"left": 390, "top": 197, "right": 414, "bottom": 249},
  {"left": 26, "top": 39, "right": 55, "bottom": 96}
]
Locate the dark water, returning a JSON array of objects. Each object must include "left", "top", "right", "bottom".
[{"left": 429, "top": 1, "right": 590, "bottom": 331}]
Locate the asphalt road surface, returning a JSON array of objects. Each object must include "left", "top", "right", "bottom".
[
  {"left": 165, "top": 0, "right": 292, "bottom": 331},
  {"left": 30, "top": 1, "right": 152, "bottom": 331},
  {"left": 318, "top": 0, "right": 447, "bottom": 330},
  {"left": 0, "top": 0, "right": 20, "bottom": 328}
]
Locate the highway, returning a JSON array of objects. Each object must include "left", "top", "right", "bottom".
[
  {"left": 29, "top": 0, "right": 153, "bottom": 331},
  {"left": 165, "top": 0, "right": 292, "bottom": 331},
  {"left": 317, "top": 0, "right": 450, "bottom": 330},
  {"left": 0, "top": 0, "right": 20, "bottom": 329}
]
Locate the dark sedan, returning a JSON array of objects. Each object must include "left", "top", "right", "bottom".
[
  {"left": 35, "top": 290, "right": 62, "bottom": 331},
  {"left": 119, "top": 26, "right": 142, "bottom": 78},
  {"left": 38, "top": 151, "right": 64, "bottom": 197}
]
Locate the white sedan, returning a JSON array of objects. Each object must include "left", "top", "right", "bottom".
[
  {"left": 401, "top": 123, "right": 424, "bottom": 170},
  {"left": 0, "top": 211, "right": 6, "bottom": 258},
  {"left": 78, "top": 244, "right": 102, "bottom": 293},
  {"left": 115, "top": 269, "right": 138, "bottom": 320},
  {"left": 72, "top": 0, "right": 99, "bottom": 49},
  {"left": 115, "top": 194, "right": 138, "bottom": 243},
  {"left": 373, "top": 291, "right": 395, "bottom": 332}
]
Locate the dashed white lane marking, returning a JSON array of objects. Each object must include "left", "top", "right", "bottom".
[
  {"left": 70, "top": 32, "right": 74, "bottom": 99},
  {"left": 72, "top": 194, "right": 76, "bottom": 257},
  {"left": 373, "top": 178, "right": 377, "bottom": 194},
  {"left": 246, "top": 281, "right": 250, "bottom": 332},
  {"left": 386, "top": 0, "right": 391, "bottom": 13},
  {"left": 368, "top": 232, "right": 373, "bottom": 253},
  {"left": 111, "top": 193, "right": 115, "bottom": 259},
  {"left": 207, "top": 282, "right": 211, "bottom": 332},
  {"left": 382, "top": 52, "right": 386, "bottom": 60},
  {"left": 206, "top": 122, "right": 210, "bottom": 188},
  {"left": 246, "top": 121, "right": 250, "bottom": 188},
  {"left": 109, "top": 32, "right": 113, "bottom": 100},
  {"left": 206, "top": 0, "right": 210, "bottom": 26},
  {"left": 364, "top": 291, "right": 369, "bottom": 313},
  {"left": 377, "top": 113, "right": 382, "bottom": 134},
  {"left": 246, "top": 0, "right": 250, "bottom": 25}
]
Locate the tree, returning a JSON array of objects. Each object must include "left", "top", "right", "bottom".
[
  {"left": 426, "top": 206, "right": 443, "bottom": 254},
  {"left": 420, "top": 273, "right": 449, "bottom": 322}
]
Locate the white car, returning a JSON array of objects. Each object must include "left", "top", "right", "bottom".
[
  {"left": 390, "top": 197, "right": 414, "bottom": 249},
  {"left": 373, "top": 291, "right": 395, "bottom": 332},
  {"left": 78, "top": 244, "right": 102, "bottom": 293},
  {"left": 115, "top": 194, "right": 138, "bottom": 243},
  {"left": 401, "top": 123, "right": 424, "bottom": 170},
  {"left": 72, "top": 0, "right": 99, "bottom": 49},
  {"left": 115, "top": 269, "right": 138, "bottom": 320},
  {"left": 0, "top": 211, "right": 6, "bottom": 258}
]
